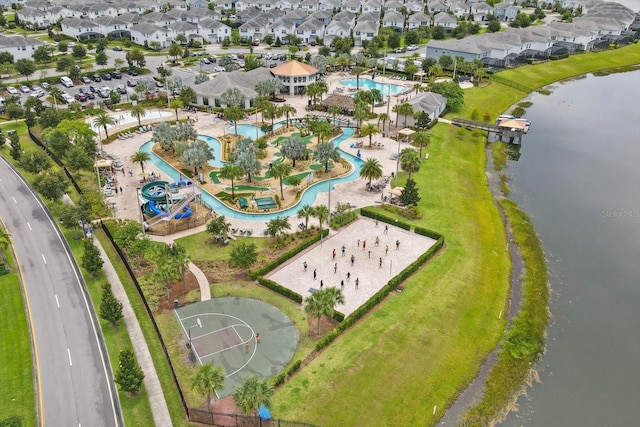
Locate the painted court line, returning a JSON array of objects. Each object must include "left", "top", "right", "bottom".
[{"left": 231, "top": 324, "right": 244, "bottom": 343}]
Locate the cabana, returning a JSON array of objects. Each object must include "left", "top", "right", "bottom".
[
  {"left": 321, "top": 94, "right": 355, "bottom": 115},
  {"left": 398, "top": 128, "right": 415, "bottom": 143}
]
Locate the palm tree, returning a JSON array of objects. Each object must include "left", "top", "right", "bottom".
[
  {"left": 400, "top": 148, "right": 421, "bottom": 180},
  {"left": 305, "top": 290, "right": 330, "bottom": 335},
  {"left": 312, "top": 204, "right": 330, "bottom": 232},
  {"left": 131, "top": 150, "right": 151, "bottom": 173},
  {"left": 254, "top": 80, "right": 272, "bottom": 97},
  {"left": 324, "top": 287, "right": 345, "bottom": 323},
  {"left": 353, "top": 102, "right": 370, "bottom": 134},
  {"left": 233, "top": 375, "right": 273, "bottom": 416},
  {"left": 168, "top": 98, "right": 183, "bottom": 121},
  {"left": 360, "top": 123, "right": 380, "bottom": 147},
  {"left": 280, "top": 135, "right": 307, "bottom": 167},
  {"left": 219, "top": 163, "right": 244, "bottom": 200},
  {"left": 191, "top": 364, "right": 225, "bottom": 413},
  {"left": 327, "top": 104, "right": 342, "bottom": 122},
  {"left": 225, "top": 105, "right": 244, "bottom": 135},
  {"left": 269, "top": 162, "right": 292, "bottom": 200},
  {"left": 393, "top": 103, "right": 414, "bottom": 128},
  {"left": 93, "top": 111, "right": 115, "bottom": 139},
  {"left": 378, "top": 112, "right": 390, "bottom": 133},
  {"left": 309, "top": 119, "right": 332, "bottom": 145},
  {"left": 305, "top": 82, "right": 321, "bottom": 107},
  {"left": 279, "top": 104, "right": 296, "bottom": 127},
  {"left": 262, "top": 102, "right": 278, "bottom": 131},
  {"left": 353, "top": 66, "right": 367, "bottom": 89},
  {"left": 168, "top": 243, "right": 190, "bottom": 291},
  {"left": 130, "top": 104, "right": 147, "bottom": 127},
  {"left": 413, "top": 131, "right": 430, "bottom": 157},
  {"left": 359, "top": 157, "right": 383, "bottom": 187},
  {"left": 313, "top": 141, "right": 341, "bottom": 173},
  {"left": 369, "top": 88, "right": 383, "bottom": 113},
  {"left": 221, "top": 87, "right": 245, "bottom": 108},
  {"left": 316, "top": 81, "right": 328, "bottom": 103},
  {"left": 297, "top": 204, "right": 313, "bottom": 229}
]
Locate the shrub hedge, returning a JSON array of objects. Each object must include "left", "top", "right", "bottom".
[
  {"left": 255, "top": 277, "right": 303, "bottom": 304},
  {"left": 249, "top": 229, "right": 329, "bottom": 279},
  {"left": 414, "top": 226, "right": 443, "bottom": 240},
  {"left": 271, "top": 359, "right": 303, "bottom": 387},
  {"left": 360, "top": 208, "right": 412, "bottom": 230},
  {"left": 329, "top": 211, "right": 357, "bottom": 230}
]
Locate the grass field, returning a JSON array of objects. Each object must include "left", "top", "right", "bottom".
[{"left": 0, "top": 245, "right": 36, "bottom": 427}]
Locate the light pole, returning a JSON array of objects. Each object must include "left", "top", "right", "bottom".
[
  {"left": 188, "top": 317, "right": 203, "bottom": 349},
  {"left": 395, "top": 137, "right": 401, "bottom": 187}
]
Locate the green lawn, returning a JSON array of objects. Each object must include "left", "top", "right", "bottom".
[
  {"left": 0, "top": 248, "right": 36, "bottom": 427},
  {"left": 175, "top": 233, "right": 271, "bottom": 262}
]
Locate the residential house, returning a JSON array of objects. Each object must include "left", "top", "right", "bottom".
[
  {"left": 406, "top": 1, "right": 427, "bottom": 13},
  {"left": 471, "top": 1, "right": 492, "bottom": 21},
  {"left": 427, "top": 0, "right": 449, "bottom": 14},
  {"left": 167, "top": 21, "right": 201, "bottom": 43},
  {"left": 402, "top": 92, "right": 447, "bottom": 124},
  {"left": 0, "top": 35, "right": 45, "bottom": 61},
  {"left": 116, "top": 12, "right": 143, "bottom": 26},
  {"left": 129, "top": 22, "right": 170, "bottom": 48},
  {"left": 258, "top": 0, "right": 279, "bottom": 12},
  {"left": 186, "top": 0, "right": 209, "bottom": 9},
  {"left": 433, "top": 12, "right": 458, "bottom": 30},
  {"left": 60, "top": 17, "right": 103, "bottom": 40},
  {"left": 362, "top": 0, "right": 383, "bottom": 13},
  {"left": 382, "top": 11, "right": 405, "bottom": 31},
  {"left": 212, "top": 0, "right": 234, "bottom": 12},
  {"left": 238, "top": 17, "right": 271, "bottom": 42},
  {"left": 449, "top": 0, "right": 470, "bottom": 18},
  {"left": 343, "top": 0, "right": 362, "bottom": 14},
  {"left": 317, "top": 0, "right": 340, "bottom": 12},
  {"left": 143, "top": 12, "right": 178, "bottom": 27},
  {"left": 93, "top": 16, "right": 130, "bottom": 39},
  {"left": 23, "top": 0, "right": 52, "bottom": 12},
  {"left": 269, "top": 19, "right": 297, "bottom": 41},
  {"left": 493, "top": 2, "right": 519, "bottom": 21},
  {"left": 198, "top": 18, "right": 232, "bottom": 43},
  {"left": 408, "top": 12, "right": 431, "bottom": 29},
  {"left": 353, "top": 19, "right": 379, "bottom": 45},
  {"left": 296, "top": 19, "right": 326, "bottom": 43},
  {"left": 332, "top": 10, "right": 357, "bottom": 26},
  {"left": 298, "top": 0, "right": 318, "bottom": 14},
  {"left": 307, "top": 10, "right": 333, "bottom": 26},
  {"left": 277, "top": 0, "right": 298, "bottom": 11},
  {"left": 284, "top": 9, "right": 310, "bottom": 26},
  {"left": 324, "top": 20, "right": 352, "bottom": 45},
  {"left": 16, "top": 7, "right": 51, "bottom": 30}
]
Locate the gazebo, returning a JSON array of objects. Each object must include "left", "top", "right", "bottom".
[
  {"left": 321, "top": 94, "right": 355, "bottom": 114},
  {"left": 398, "top": 128, "right": 416, "bottom": 143},
  {"left": 270, "top": 60, "right": 319, "bottom": 96}
]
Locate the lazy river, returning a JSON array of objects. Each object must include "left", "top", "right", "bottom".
[{"left": 140, "top": 127, "right": 363, "bottom": 221}]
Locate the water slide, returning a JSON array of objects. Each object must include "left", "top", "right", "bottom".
[
  {"left": 140, "top": 181, "right": 171, "bottom": 201},
  {"left": 144, "top": 200, "right": 192, "bottom": 219}
]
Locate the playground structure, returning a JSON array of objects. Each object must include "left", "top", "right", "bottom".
[{"left": 139, "top": 179, "right": 202, "bottom": 228}]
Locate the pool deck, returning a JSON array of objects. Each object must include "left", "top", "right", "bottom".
[{"left": 98, "top": 72, "right": 422, "bottom": 236}]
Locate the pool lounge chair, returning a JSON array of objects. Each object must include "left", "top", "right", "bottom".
[{"left": 239, "top": 198, "right": 249, "bottom": 209}]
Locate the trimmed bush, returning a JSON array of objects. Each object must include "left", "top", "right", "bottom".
[
  {"left": 414, "top": 226, "right": 442, "bottom": 240},
  {"left": 256, "top": 277, "right": 303, "bottom": 303},
  {"left": 360, "top": 208, "right": 411, "bottom": 230},
  {"left": 329, "top": 211, "right": 357, "bottom": 230},
  {"left": 249, "top": 229, "right": 329, "bottom": 279}
]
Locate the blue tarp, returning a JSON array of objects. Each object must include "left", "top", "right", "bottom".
[{"left": 258, "top": 404, "right": 272, "bottom": 420}]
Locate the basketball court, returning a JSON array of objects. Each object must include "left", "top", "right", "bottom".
[{"left": 175, "top": 297, "right": 298, "bottom": 397}]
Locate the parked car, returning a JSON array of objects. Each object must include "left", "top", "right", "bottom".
[
  {"left": 269, "top": 63, "right": 277, "bottom": 68},
  {"left": 89, "top": 85, "right": 98, "bottom": 93},
  {"left": 407, "top": 44, "right": 418, "bottom": 51},
  {"left": 6, "top": 86, "right": 18, "bottom": 95},
  {"left": 111, "top": 71, "right": 122, "bottom": 79},
  {"left": 116, "top": 84, "right": 126, "bottom": 94},
  {"left": 20, "top": 85, "right": 30, "bottom": 93},
  {"left": 40, "top": 82, "right": 50, "bottom": 90},
  {"left": 126, "top": 79, "right": 137, "bottom": 87},
  {"left": 237, "top": 53, "right": 245, "bottom": 59},
  {"left": 252, "top": 39, "right": 260, "bottom": 46},
  {"left": 213, "top": 66, "right": 225, "bottom": 72},
  {"left": 81, "top": 76, "right": 92, "bottom": 84},
  {"left": 91, "top": 74, "right": 102, "bottom": 82},
  {"left": 113, "top": 46, "right": 123, "bottom": 51},
  {"left": 394, "top": 47, "right": 405, "bottom": 53},
  {"left": 29, "top": 89, "right": 46, "bottom": 98},
  {"left": 74, "top": 92, "right": 87, "bottom": 102},
  {"left": 200, "top": 58, "right": 210, "bottom": 64},
  {"left": 155, "top": 80, "right": 164, "bottom": 88},
  {"left": 102, "top": 73, "right": 112, "bottom": 81},
  {"left": 61, "top": 93, "right": 74, "bottom": 103},
  {"left": 86, "top": 91, "right": 96, "bottom": 99},
  {"left": 127, "top": 68, "right": 139, "bottom": 76},
  {"left": 28, "top": 84, "right": 38, "bottom": 91}
]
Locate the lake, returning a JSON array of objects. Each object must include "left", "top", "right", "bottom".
[{"left": 500, "top": 70, "right": 640, "bottom": 425}]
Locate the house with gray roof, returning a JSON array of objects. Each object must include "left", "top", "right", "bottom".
[
  {"left": 16, "top": 7, "right": 51, "bottom": 29},
  {"left": 60, "top": 17, "right": 103, "bottom": 40},
  {"left": 198, "top": 18, "right": 232, "bottom": 43},
  {"left": 93, "top": 16, "right": 130, "bottom": 39},
  {"left": 269, "top": 19, "right": 297, "bottom": 41},
  {"left": 406, "top": 1, "right": 427, "bottom": 13},
  {"left": 354, "top": 19, "right": 379, "bottom": 46},
  {"left": 194, "top": 67, "right": 274, "bottom": 108},
  {"left": 401, "top": 92, "right": 447, "bottom": 125},
  {"left": 332, "top": 10, "right": 357, "bottom": 25},
  {"left": 493, "top": 2, "right": 519, "bottom": 21},
  {"left": 317, "top": 0, "right": 340, "bottom": 12},
  {"left": 24, "top": 0, "right": 52, "bottom": 11},
  {"left": 362, "top": 0, "right": 382, "bottom": 13},
  {"left": 433, "top": 12, "right": 458, "bottom": 30},
  {"left": 427, "top": 0, "right": 449, "bottom": 14},
  {"left": 449, "top": 0, "right": 470, "bottom": 18},
  {"left": 307, "top": 10, "right": 332, "bottom": 25},
  {"left": 129, "top": 22, "right": 170, "bottom": 48},
  {"left": 295, "top": 18, "right": 326, "bottom": 43},
  {"left": 239, "top": 17, "right": 271, "bottom": 42},
  {"left": 408, "top": 12, "right": 431, "bottom": 29},
  {"left": 167, "top": 21, "right": 201, "bottom": 43},
  {"left": 471, "top": 2, "right": 492, "bottom": 21},
  {"left": 343, "top": 0, "right": 362, "bottom": 14},
  {"left": 0, "top": 35, "right": 45, "bottom": 61},
  {"left": 298, "top": 0, "right": 318, "bottom": 13},
  {"left": 385, "top": 1, "right": 405, "bottom": 13},
  {"left": 324, "top": 20, "right": 352, "bottom": 44},
  {"left": 116, "top": 12, "right": 143, "bottom": 26},
  {"left": 382, "top": 11, "right": 405, "bottom": 31},
  {"left": 283, "top": 9, "right": 309, "bottom": 25}
]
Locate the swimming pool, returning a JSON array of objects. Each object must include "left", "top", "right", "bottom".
[
  {"left": 339, "top": 78, "right": 407, "bottom": 96},
  {"left": 88, "top": 110, "right": 173, "bottom": 133},
  {"left": 229, "top": 123, "right": 285, "bottom": 140},
  {"left": 140, "top": 127, "right": 362, "bottom": 221}
]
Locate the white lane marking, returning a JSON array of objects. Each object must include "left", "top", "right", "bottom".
[
  {"left": 27, "top": 222, "right": 32, "bottom": 230},
  {"left": 12, "top": 197, "right": 17, "bottom": 204},
  {"left": 67, "top": 348, "right": 72, "bottom": 366},
  {"left": 41, "top": 254, "right": 47, "bottom": 265},
  {"left": 55, "top": 295, "right": 60, "bottom": 308}
]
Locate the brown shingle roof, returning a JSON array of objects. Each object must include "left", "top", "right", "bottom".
[{"left": 270, "top": 60, "right": 318, "bottom": 76}]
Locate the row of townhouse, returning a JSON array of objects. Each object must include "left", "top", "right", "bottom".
[{"left": 426, "top": 1, "right": 637, "bottom": 64}]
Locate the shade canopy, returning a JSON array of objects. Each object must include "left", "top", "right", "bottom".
[
  {"left": 398, "top": 128, "right": 416, "bottom": 136},
  {"left": 389, "top": 187, "right": 404, "bottom": 197},
  {"left": 94, "top": 159, "right": 113, "bottom": 168},
  {"left": 321, "top": 93, "right": 355, "bottom": 112}
]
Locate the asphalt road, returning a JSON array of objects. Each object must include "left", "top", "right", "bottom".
[{"left": 0, "top": 157, "right": 121, "bottom": 426}]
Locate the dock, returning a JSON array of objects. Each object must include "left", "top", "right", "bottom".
[{"left": 451, "top": 118, "right": 528, "bottom": 144}]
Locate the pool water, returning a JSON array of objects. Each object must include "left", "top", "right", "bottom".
[
  {"left": 140, "top": 127, "right": 362, "bottom": 221},
  {"left": 339, "top": 78, "right": 407, "bottom": 96},
  {"left": 229, "top": 123, "right": 285, "bottom": 140}
]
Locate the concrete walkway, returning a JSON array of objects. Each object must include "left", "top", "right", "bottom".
[
  {"left": 146, "top": 226, "right": 211, "bottom": 301},
  {"left": 94, "top": 237, "right": 173, "bottom": 427}
]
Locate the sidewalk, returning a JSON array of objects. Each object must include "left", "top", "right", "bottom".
[{"left": 94, "top": 237, "right": 173, "bottom": 427}]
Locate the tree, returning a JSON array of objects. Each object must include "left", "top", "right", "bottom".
[
  {"left": 353, "top": 102, "right": 370, "bottom": 133},
  {"left": 100, "top": 282, "right": 123, "bottom": 326},
  {"left": 309, "top": 119, "right": 332, "bottom": 145},
  {"left": 312, "top": 204, "right": 329, "bottom": 232},
  {"left": 9, "top": 133, "right": 22, "bottom": 161},
  {"left": 224, "top": 105, "right": 244, "bottom": 135},
  {"left": 305, "top": 289, "right": 333, "bottom": 335},
  {"left": 488, "top": 20, "right": 502, "bottom": 33},
  {"left": 95, "top": 51, "right": 108, "bottom": 67},
  {"left": 93, "top": 111, "right": 115, "bottom": 139},
  {"left": 313, "top": 141, "right": 340, "bottom": 173},
  {"left": 126, "top": 48, "right": 146, "bottom": 67},
  {"left": 72, "top": 44, "right": 87, "bottom": 59},
  {"left": 168, "top": 43, "right": 183, "bottom": 63},
  {"left": 359, "top": 157, "right": 383, "bottom": 187},
  {"left": 388, "top": 32, "right": 401, "bottom": 49},
  {"left": 261, "top": 102, "right": 278, "bottom": 131},
  {"left": 234, "top": 138, "right": 261, "bottom": 182},
  {"left": 297, "top": 204, "right": 314, "bottom": 229},
  {"left": 378, "top": 112, "right": 390, "bottom": 133},
  {"left": 219, "top": 163, "right": 244, "bottom": 200},
  {"left": 233, "top": 375, "right": 274, "bottom": 416},
  {"left": 115, "top": 349, "right": 145, "bottom": 394},
  {"left": 130, "top": 104, "right": 147, "bottom": 127},
  {"left": 324, "top": 287, "right": 345, "bottom": 323},
  {"left": 66, "top": 145, "right": 93, "bottom": 173},
  {"left": 192, "top": 364, "right": 225, "bottom": 412},
  {"left": 6, "top": 103, "right": 23, "bottom": 121},
  {"left": 400, "top": 178, "right": 421, "bottom": 206},
  {"left": 352, "top": 66, "right": 367, "bottom": 90},
  {"left": 206, "top": 215, "right": 231, "bottom": 238},
  {"left": 221, "top": 87, "right": 246, "bottom": 108},
  {"left": 278, "top": 104, "right": 296, "bottom": 126},
  {"left": 360, "top": 123, "right": 380, "bottom": 148},
  {"left": 33, "top": 170, "right": 68, "bottom": 201},
  {"left": 228, "top": 242, "right": 258, "bottom": 269},
  {"left": 431, "top": 80, "right": 464, "bottom": 111},
  {"left": 267, "top": 216, "right": 291, "bottom": 238},
  {"left": 131, "top": 150, "right": 151, "bottom": 173},
  {"left": 0, "top": 51, "right": 14, "bottom": 65},
  {"left": 413, "top": 131, "right": 430, "bottom": 157},
  {"left": 14, "top": 58, "right": 36, "bottom": 81},
  {"left": 432, "top": 26, "right": 446, "bottom": 40},
  {"left": 0, "top": 226, "right": 9, "bottom": 267},
  {"left": 82, "top": 238, "right": 104, "bottom": 277},
  {"left": 181, "top": 139, "right": 214, "bottom": 175},
  {"left": 269, "top": 162, "right": 292, "bottom": 200},
  {"left": 400, "top": 148, "right": 421, "bottom": 180},
  {"left": 280, "top": 135, "right": 307, "bottom": 167},
  {"left": 20, "top": 149, "right": 51, "bottom": 174}
]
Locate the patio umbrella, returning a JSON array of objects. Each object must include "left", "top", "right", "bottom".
[{"left": 389, "top": 187, "right": 404, "bottom": 197}]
